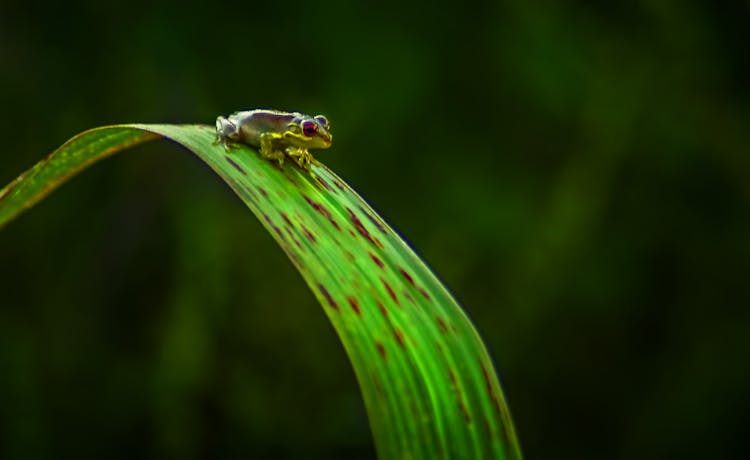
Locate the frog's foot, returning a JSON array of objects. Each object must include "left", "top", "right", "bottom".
[
  {"left": 213, "top": 135, "right": 241, "bottom": 152},
  {"left": 286, "top": 147, "right": 314, "bottom": 171}
]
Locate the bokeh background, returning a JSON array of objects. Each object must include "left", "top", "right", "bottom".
[{"left": 1, "top": 0, "right": 749, "bottom": 458}]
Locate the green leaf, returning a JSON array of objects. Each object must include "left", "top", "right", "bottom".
[{"left": 0, "top": 124, "right": 523, "bottom": 459}]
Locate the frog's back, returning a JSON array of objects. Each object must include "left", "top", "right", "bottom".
[{"left": 235, "top": 109, "right": 295, "bottom": 146}]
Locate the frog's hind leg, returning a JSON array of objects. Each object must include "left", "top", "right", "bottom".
[
  {"left": 214, "top": 116, "right": 241, "bottom": 152},
  {"left": 259, "top": 132, "right": 286, "bottom": 167},
  {"left": 214, "top": 136, "right": 241, "bottom": 152}
]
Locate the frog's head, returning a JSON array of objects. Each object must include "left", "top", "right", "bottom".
[{"left": 286, "top": 114, "right": 332, "bottom": 150}]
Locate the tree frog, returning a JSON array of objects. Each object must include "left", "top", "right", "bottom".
[{"left": 215, "top": 109, "right": 332, "bottom": 171}]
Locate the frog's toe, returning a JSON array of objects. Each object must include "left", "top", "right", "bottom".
[
  {"left": 285, "top": 147, "right": 314, "bottom": 171},
  {"left": 270, "top": 153, "right": 285, "bottom": 169},
  {"left": 296, "top": 155, "right": 312, "bottom": 171},
  {"left": 214, "top": 136, "right": 239, "bottom": 152}
]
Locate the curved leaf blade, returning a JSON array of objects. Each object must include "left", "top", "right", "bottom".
[
  {"left": 0, "top": 127, "right": 158, "bottom": 227},
  {"left": 0, "top": 124, "right": 522, "bottom": 459}
]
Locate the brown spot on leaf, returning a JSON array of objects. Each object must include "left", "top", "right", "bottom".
[
  {"left": 418, "top": 287, "right": 432, "bottom": 301},
  {"left": 459, "top": 401, "right": 472, "bottom": 424},
  {"left": 284, "top": 228, "right": 303, "bottom": 250},
  {"left": 377, "top": 300, "right": 389, "bottom": 318},
  {"left": 257, "top": 186, "right": 268, "bottom": 197},
  {"left": 358, "top": 205, "right": 388, "bottom": 234},
  {"left": 376, "top": 341, "right": 387, "bottom": 359},
  {"left": 316, "top": 175, "right": 335, "bottom": 192},
  {"left": 481, "top": 363, "right": 503, "bottom": 415},
  {"left": 263, "top": 214, "right": 284, "bottom": 241},
  {"left": 224, "top": 156, "right": 247, "bottom": 175},
  {"left": 347, "top": 296, "right": 361, "bottom": 316},
  {"left": 318, "top": 284, "right": 339, "bottom": 311},
  {"left": 346, "top": 207, "right": 382, "bottom": 248},
  {"left": 398, "top": 268, "right": 415, "bottom": 286},
  {"left": 403, "top": 290, "right": 417, "bottom": 307},
  {"left": 447, "top": 368, "right": 472, "bottom": 424},
  {"left": 393, "top": 328, "right": 405, "bottom": 348},
  {"left": 436, "top": 317, "right": 450, "bottom": 334},
  {"left": 288, "top": 251, "right": 303, "bottom": 268},
  {"left": 240, "top": 184, "right": 259, "bottom": 202},
  {"left": 448, "top": 369, "right": 457, "bottom": 385},
  {"left": 304, "top": 195, "right": 340, "bottom": 230},
  {"left": 369, "top": 252, "right": 385, "bottom": 269},
  {"left": 301, "top": 225, "right": 317, "bottom": 244},
  {"left": 280, "top": 212, "right": 294, "bottom": 228},
  {"left": 380, "top": 277, "right": 400, "bottom": 307}
]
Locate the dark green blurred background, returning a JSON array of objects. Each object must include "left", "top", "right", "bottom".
[{"left": 1, "top": 0, "right": 749, "bottom": 458}]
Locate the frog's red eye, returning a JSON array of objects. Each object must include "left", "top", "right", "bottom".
[{"left": 302, "top": 121, "right": 318, "bottom": 137}]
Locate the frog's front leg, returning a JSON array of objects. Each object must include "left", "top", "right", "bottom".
[
  {"left": 259, "top": 132, "right": 286, "bottom": 167},
  {"left": 282, "top": 131, "right": 316, "bottom": 170},
  {"left": 285, "top": 146, "right": 314, "bottom": 171}
]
